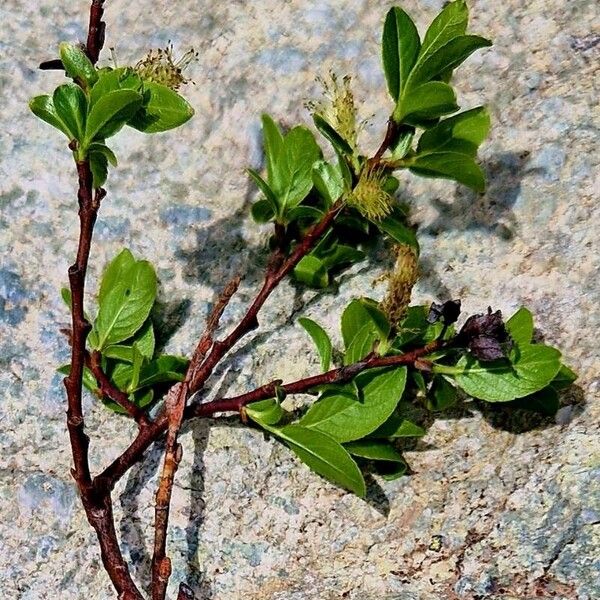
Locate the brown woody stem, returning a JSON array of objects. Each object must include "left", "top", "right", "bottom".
[{"left": 87, "top": 350, "right": 151, "bottom": 426}]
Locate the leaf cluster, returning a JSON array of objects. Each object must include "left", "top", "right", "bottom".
[
  {"left": 246, "top": 302, "right": 574, "bottom": 497},
  {"left": 30, "top": 43, "right": 194, "bottom": 187},
  {"left": 59, "top": 249, "right": 188, "bottom": 413}
]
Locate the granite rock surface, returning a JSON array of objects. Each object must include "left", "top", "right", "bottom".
[{"left": 0, "top": 0, "right": 598, "bottom": 599}]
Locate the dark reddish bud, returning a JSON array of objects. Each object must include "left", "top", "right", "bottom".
[
  {"left": 427, "top": 299, "right": 462, "bottom": 325},
  {"left": 457, "top": 307, "right": 510, "bottom": 361}
]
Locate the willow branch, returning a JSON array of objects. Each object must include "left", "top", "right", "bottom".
[
  {"left": 87, "top": 350, "right": 151, "bottom": 427},
  {"left": 149, "top": 275, "right": 241, "bottom": 598},
  {"left": 188, "top": 199, "right": 344, "bottom": 393},
  {"left": 86, "top": 0, "right": 106, "bottom": 63}
]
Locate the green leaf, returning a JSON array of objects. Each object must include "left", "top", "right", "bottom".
[
  {"left": 286, "top": 206, "right": 324, "bottom": 222},
  {"left": 246, "top": 398, "right": 284, "bottom": 426},
  {"left": 90, "top": 67, "right": 143, "bottom": 107},
  {"left": 344, "top": 321, "right": 378, "bottom": 365},
  {"left": 300, "top": 367, "right": 407, "bottom": 442},
  {"left": 129, "top": 344, "right": 144, "bottom": 393},
  {"left": 29, "top": 95, "right": 73, "bottom": 139},
  {"left": 293, "top": 255, "right": 329, "bottom": 288},
  {"left": 136, "top": 355, "right": 188, "bottom": 389},
  {"left": 417, "top": 107, "right": 490, "bottom": 156},
  {"left": 247, "top": 168, "right": 279, "bottom": 216},
  {"left": 373, "top": 209, "right": 419, "bottom": 254},
  {"left": 298, "top": 317, "right": 333, "bottom": 372},
  {"left": 394, "top": 305, "right": 442, "bottom": 348},
  {"left": 98, "top": 249, "right": 136, "bottom": 305},
  {"left": 551, "top": 364, "right": 577, "bottom": 391},
  {"left": 94, "top": 252, "right": 157, "bottom": 349},
  {"left": 454, "top": 344, "right": 562, "bottom": 402},
  {"left": 60, "top": 287, "right": 72, "bottom": 309},
  {"left": 59, "top": 42, "right": 98, "bottom": 89},
  {"left": 395, "top": 81, "right": 458, "bottom": 123},
  {"left": 426, "top": 375, "right": 457, "bottom": 411},
  {"left": 128, "top": 82, "right": 194, "bottom": 133},
  {"left": 312, "top": 160, "right": 345, "bottom": 206},
  {"left": 341, "top": 298, "right": 390, "bottom": 360},
  {"left": 261, "top": 114, "right": 285, "bottom": 193},
  {"left": 382, "top": 7, "right": 421, "bottom": 101},
  {"left": 317, "top": 243, "right": 364, "bottom": 270},
  {"left": 344, "top": 439, "right": 405, "bottom": 463},
  {"left": 313, "top": 114, "right": 354, "bottom": 156},
  {"left": 102, "top": 319, "right": 155, "bottom": 362},
  {"left": 376, "top": 461, "right": 408, "bottom": 481},
  {"left": 89, "top": 151, "right": 108, "bottom": 188},
  {"left": 260, "top": 115, "right": 322, "bottom": 215},
  {"left": 506, "top": 307, "right": 534, "bottom": 347},
  {"left": 420, "top": 0, "right": 468, "bottom": 60},
  {"left": 53, "top": 84, "right": 87, "bottom": 141},
  {"left": 369, "top": 412, "right": 426, "bottom": 438},
  {"left": 409, "top": 151, "right": 486, "bottom": 192},
  {"left": 87, "top": 142, "right": 118, "bottom": 166},
  {"left": 85, "top": 89, "right": 143, "bottom": 142},
  {"left": 276, "top": 425, "right": 366, "bottom": 497},
  {"left": 250, "top": 198, "right": 276, "bottom": 223},
  {"left": 408, "top": 35, "right": 492, "bottom": 88}
]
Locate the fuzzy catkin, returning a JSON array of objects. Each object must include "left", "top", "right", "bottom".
[{"left": 382, "top": 244, "right": 419, "bottom": 328}]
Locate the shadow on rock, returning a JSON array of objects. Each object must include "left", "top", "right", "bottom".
[{"left": 423, "top": 151, "right": 530, "bottom": 240}]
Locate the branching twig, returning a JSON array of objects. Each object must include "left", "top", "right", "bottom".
[
  {"left": 87, "top": 350, "right": 151, "bottom": 427},
  {"left": 150, "top": 275, "right": 241, "bottom": 598}
]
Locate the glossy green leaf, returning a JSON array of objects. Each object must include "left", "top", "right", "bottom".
[
  {"left": 420, "top": 0, "right": 468, "bottom": 59},
  {"left": 90, "top": 67, "right": 143, "bottom": 107},
  {"left": 102, "top": 319, "right": 155, "bottom": 362},
  {"left": 382, "top": 7, "right": 421, "bottom": 101},
  {"left": 344, "top": 439, "right": 405, "bottom": 463},
  {"left": 246, "top": 398, "right": 284, "bottom": 426},
  {"left": 373, "top": 210, "right": 419, "bottom": 254},
  {"left": 426, "top": 375, "right": 457, "bottom": 411},
  {"left": 250, "top": 198, "right": 276, "bottom": 223},
  {"left": 300, "top": 367, "right": 407, "bottom": 442},
  {"left": 85, "top": 89, "right": 143, "bottom": 142},
  {"left": 261, "top": 113, "right": 285, "bottom": 192},
  {"left": 506, "top": 307, "right": 534, "bottom": 347},
  {"left": 341, "top": 298, "right": 390, "bottom": 357},
  {"left": 94, "top": 252, "right": 157, "bottom": 349},
  {"left": 318, "top": 244, "right": 364, "bottom": 270},
  {"left": 408, "top": 35, "right": 492, "bottom": 88},
  {"left": 286, "top": 206, "right": 324, "bottom": 222},
  {"left": 87, "top": 142, "right": 118, "bottom": 166},
  {"left": 454, "top": 344, "right": 562, "bottom": 402},
  {"left": 293, "top": 255, "right": 329, "bottom": 288},
  {"left": 313, "top": 160, "right": 345, "bottom": 206},
  {"left": 417, "top": 107, "right": 490, "bottom": 156},
  {"left": 313, "top": 114, "right": 354, "bottom": 156},
  {"left": 345, "top": 321, "right": 379, "bottom": 364},
  {"left": 29, "top": 95, "right": 73, "bottom": 138},
  {"left": 128, "top": 82, "right": 194, "bottom": 133},
  {"left": 259, "top": 115, "right": 322, "bottom": 214},
  {"left": 53, "top": 84, "right": 87, "bottom": 141},
  {"left": 59, "top": 42, "right": 98, "bottom": 89},
  {"left": 298, "top": 317, "right": 333, "bottom": 372},
  {"left": 89, "top": 151, "right": 108, "bottom": 188},
  {"left": 98, "top": 249, "right": 136, "bottom": 305},
  {"left": 247, "top": 168, "right": 279, "bottom": 216},
  {"left": 136, "top": 355, "right": 188, "bottom": 388},
  {"left": 409, "top": 151, "right": 486, "bottom": 192},
  {"left": 276, "top": 425, "right": 366, "bottom": 497},
  {"left": 369, "top": 412, "right": 425, "bottom": 438},
  {"left": 395, "top": 81, "right": 458, "bottom": 123}
]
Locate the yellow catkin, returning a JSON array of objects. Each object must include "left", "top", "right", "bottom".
[
  {"left": 347, "top": 167, "right": 394, "bottom": 220},
  {"left": 381, "top": 244, "right": 419, "bottom": 328},
  {"left": 308, "top": 72, "right": 359, "bottom": 150},
  {"left": 135, "top": 44, "right": 197, "bottom": 90}
]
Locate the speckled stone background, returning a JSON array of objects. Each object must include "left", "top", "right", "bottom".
[{"left": 1, "top": 0, "right": 598, "bottom": 598}]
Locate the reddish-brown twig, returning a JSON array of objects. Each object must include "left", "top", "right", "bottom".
[
  {"left": 150, "top": 275, "right": 241, "bottom": 598},
  {"left": 87, "top": 350, "right": 151, "bottom": 427}
]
